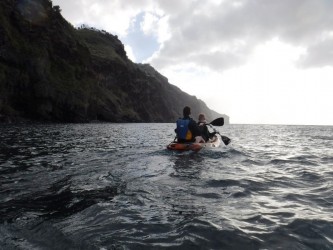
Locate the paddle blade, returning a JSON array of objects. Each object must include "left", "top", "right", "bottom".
[
  {"left": 210, "top": 117, "right": 224, "bottom": 126},
  {"left": 221, "top": 135, "right": 231, "bottom": 146}
]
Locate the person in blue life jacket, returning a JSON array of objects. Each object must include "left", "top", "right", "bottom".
[
  {"left": 175, "top": 106, "right": 205, "bottom": 143},
  {"left": 197, "top": 113, "right": 216, "bottom": 142}
]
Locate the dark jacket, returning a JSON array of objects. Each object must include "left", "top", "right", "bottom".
[
  {"left": 198, "top": 122, "right": 210, "bottom": 142},
  {"left": 197, "top": 122, "right": 216, "bottom": 142}
]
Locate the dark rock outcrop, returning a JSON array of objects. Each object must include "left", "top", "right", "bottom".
[{"left": 0, "top": 0, "right": 229, "bottom": 123}]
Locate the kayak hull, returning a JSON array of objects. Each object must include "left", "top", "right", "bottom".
[{"left": 167, "top": 136, "right": 221, "bottom": 152}]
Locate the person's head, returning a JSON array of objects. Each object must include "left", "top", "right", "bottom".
[
  {"left": 198, "top": 113, "right": 206, "bottom": 123},
  {"left": 183, "top": 106, "right": 191, "bottom": 117}
]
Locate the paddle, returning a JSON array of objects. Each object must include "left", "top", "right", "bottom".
[
  {"left": 209, "top": 117, "right": 224, "bottom": 126},
  {"left": 220, "top": 135, "right": 231, "bottom": 146},
  {"left": 207, "top": 121, "right": 231, "bottom": 146}
]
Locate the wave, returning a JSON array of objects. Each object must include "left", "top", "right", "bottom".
[
  {"left": 268, "top": 158, "right": 319, "bottom": 167},
  {"left": 0, "top": 176, "right": 120, "bottom": 223},
  {"left": 258, "top": 218, "right": 333, "bottom": 250}
]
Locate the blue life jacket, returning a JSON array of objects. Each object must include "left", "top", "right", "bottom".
[{"left": 176, "top": 119, "right": 192, "bottom": 140}]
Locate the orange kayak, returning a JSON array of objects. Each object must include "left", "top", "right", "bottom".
[{"left": 167, "top": 136, "right": 221, "bottom": 152}]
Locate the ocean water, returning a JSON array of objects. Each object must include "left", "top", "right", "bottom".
[{"left": 0, "top": 123, "right": 332, "bottom": 250}]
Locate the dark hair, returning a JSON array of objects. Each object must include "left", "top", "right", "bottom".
[{"left": 183, "top": 106, "right": 191, "bottom": 116}]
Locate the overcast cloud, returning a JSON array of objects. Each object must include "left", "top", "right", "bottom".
[
  {"left": 150, "top": 0, "right": 333, "bottom": 70},
  {"left": 53, "top": 0, "right": 333, "bottom": 71}
]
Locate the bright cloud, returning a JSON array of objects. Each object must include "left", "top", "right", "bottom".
[{"left": 149, "top": 0, "right": 333, "bottom": 70}]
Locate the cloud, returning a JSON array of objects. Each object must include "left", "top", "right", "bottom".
[
  {"left": 122, "top": 12, "right": 160, "bottom": 62},
  {"left": 124, "top": 45, "right": 136, "bottom": 62},
  {"left": 149, "top": 0, "right": 333, "bottom": 71},
  {"left": 53, "top": 0, "right": 333, "bottom": 71},
  {"left": 298, "top": 35, "right": 333, "bottom": 67}
]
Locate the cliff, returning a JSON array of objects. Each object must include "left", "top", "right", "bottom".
[{"left": 0, "top": 0, "right": 230, "bottom": 123}]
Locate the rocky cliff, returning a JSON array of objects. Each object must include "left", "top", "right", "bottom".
[{"left": 0, "top": 0, "right": 229, "bottom": 123}]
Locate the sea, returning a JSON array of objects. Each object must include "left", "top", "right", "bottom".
[{"left": 0, "top": 123, "right": 332, "bottom": 250}]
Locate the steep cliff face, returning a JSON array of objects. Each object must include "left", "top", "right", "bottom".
[{"left": 0, "top": 0, "right": 229, "bottom": 123}]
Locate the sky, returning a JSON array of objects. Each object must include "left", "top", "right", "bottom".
[{"left": 52, "top": 0, "right": 333, "bottom": 125}]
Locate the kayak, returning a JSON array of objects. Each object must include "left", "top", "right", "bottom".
[{"left": 167, "top": 135, "right": 221, "bottom": 152}]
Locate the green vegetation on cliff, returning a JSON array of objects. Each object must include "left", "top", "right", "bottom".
[{"left": 0, "top": 0, "right": 229, "bottom": 123}]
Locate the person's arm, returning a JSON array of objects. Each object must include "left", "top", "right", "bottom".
[
  {"left": 189, "top": 120, "right": 203, "bottom": 137},
  {"left": 190, "top": 121, "right": 205, "bottom": 143}
]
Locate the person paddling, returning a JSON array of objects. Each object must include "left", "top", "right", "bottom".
[
  {"left": 198, "top": 113, "right": 216, "bottom": 142},
  {"left": 175, "top": 106, "right": 204, "bottom": 143}
]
